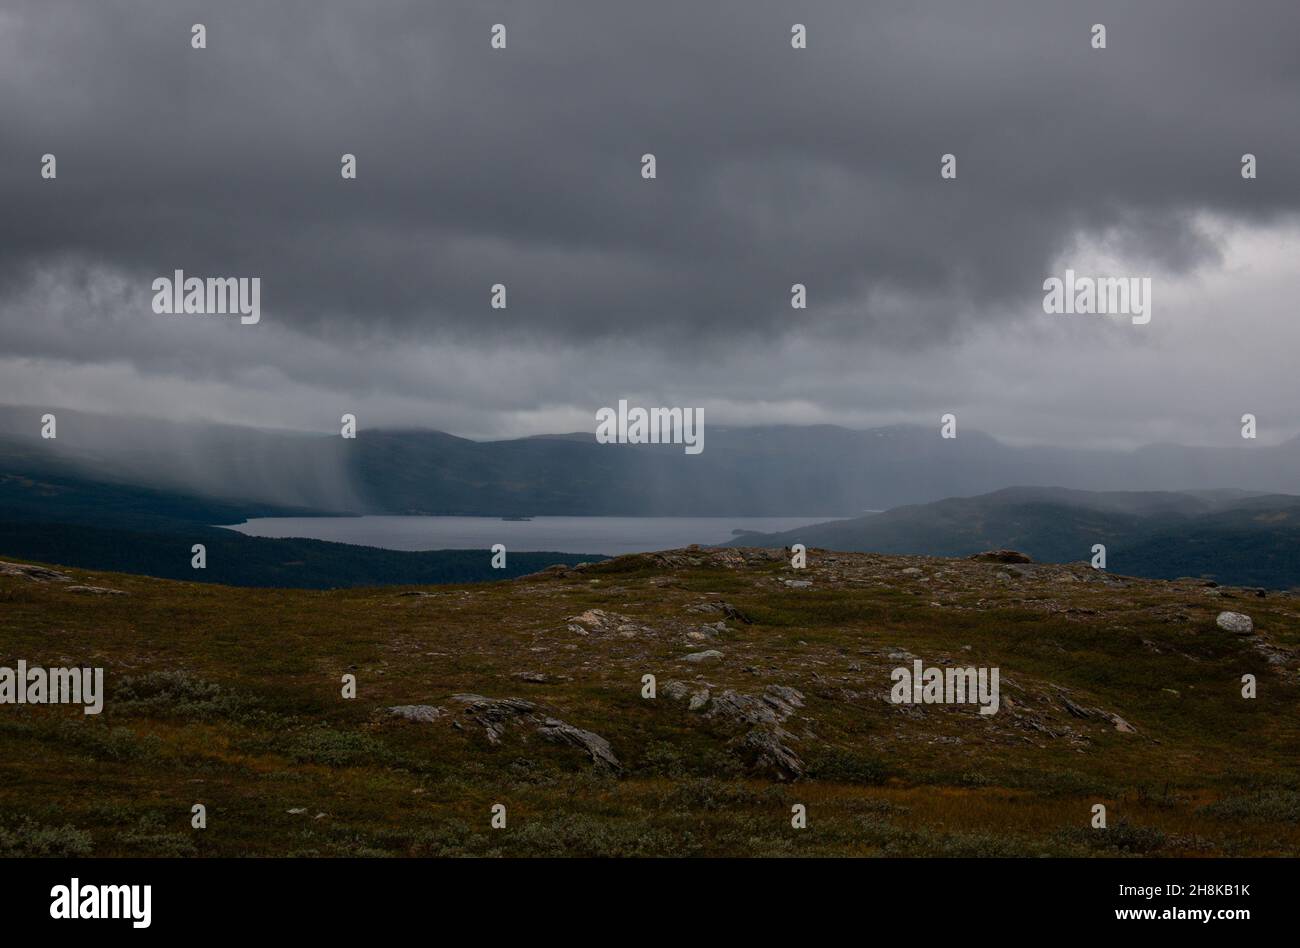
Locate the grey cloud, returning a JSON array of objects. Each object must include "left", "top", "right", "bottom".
[
  {"left": 1, "top": 0, "right": 1299, "bottom": 446},
  {"left": 3, "top": 0, "right": 1298, "bottom": 348}
]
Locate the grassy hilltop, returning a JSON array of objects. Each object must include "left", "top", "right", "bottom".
[{"left": 2, "top": 547, "right": 1298, "bottom": 857}]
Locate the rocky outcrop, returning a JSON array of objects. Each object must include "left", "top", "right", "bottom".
[
  {"left": 707, "top": 686, "right": 807, "bottom": 780},
  {"left": 735, "top": 726, "right": 804, "bottom": 780},
  {"left": 450, "top": 694, "right": 538, "bottom": 743},
  {"left": 66, "top": 585, "right": 126, "bottom": 595},
  {"left": 566, "top": 609, "right": 651, "bottom": 637},
  {"left": 689, "top": 600, "right": 754, "bottom": 624},
  {"left": 662, "top": 680, "right": 710, "bottom": 708},
  {"left": 1054, "top": 690, "right": 1137, "bottom": 733},
  {"left": 682, "top": 649, "right": 724, "bottom": 663},
  {"left": 661, "top": 680, "right": 693, "bottom": 701},
  {"left": 536, "top": 718, "right": 621, "bottom": 772},
  {"left": 0, "top": 561, "right": 70, "bottom": 582},
  {"left": 387, "top": 704, "right": 447, "bottom": 723},
  {"left": 1251, "top": 638, "right": 1296, "bottom": 667},
  {"left": 969, "top": 550, "right": 1033, "bottom": 564},
  {"left": 706, "top": 685, "right": 804, "bottom": 728},
  {"left": 687, "top": 621, "right": 728, "bottom": 642},
  {"left": 642, "top": 547, "right": 784, "bottom": 571},
  {"left": 446, "top": 694, "right": 622, "bottom": 772}
]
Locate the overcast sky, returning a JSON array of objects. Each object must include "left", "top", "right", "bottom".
[{"left": 2, "top": 0, "right": 1298, "bottom": 447}]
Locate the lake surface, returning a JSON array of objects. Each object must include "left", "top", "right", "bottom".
[{"left": 221, "top": 515, "right": 843, "bottom": 556}]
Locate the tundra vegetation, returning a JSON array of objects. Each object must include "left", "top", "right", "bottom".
[{"left": 1, "top": 547, "right": 1297, "bottom": 857}]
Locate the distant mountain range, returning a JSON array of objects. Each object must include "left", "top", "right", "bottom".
[
  {"left": 726, "top": 486, "right": 1300, "bottom": 589},
  {"left": 4, "top": 405, "right": 1300, "bottom": 516},
  {"left": 3, "top": 405, "right": 1300, "bottom": 588},
  {"left": 0, "top": 443, "right": 602, "bottom": 589}
]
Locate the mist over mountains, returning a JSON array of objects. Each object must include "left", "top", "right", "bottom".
[
  {"left": 6, "top": 405, "right": 1300, "bottom": 587},
  {"left": 727, "top": 486, "right": 1300, "bottom": 589},
  {"left": 3, "top": 405, "right": 1299, "bottom": 516},
  {"left": 4, "top": 407, "right": 1300, "bottom": 589}
]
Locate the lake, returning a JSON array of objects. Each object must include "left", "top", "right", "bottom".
[{"left": 221, "top": 515, "right": 842, "bottom": 556}]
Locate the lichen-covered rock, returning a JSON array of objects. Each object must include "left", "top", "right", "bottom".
[
  {"left": 1110, "top": 714, "right": 1137, "bottom": 733},
  {"left": 537, "top": 718, "right": 622, "bottom": 772},
  {"left": 448, "top": 694, "right": 620, "bottom": 771},
  {"left": 733, "top": 726, "right": 804, "bottom": 781},
  {"left": 661, "top": 680, "right": 693, "bottom": 701},
  {"left": 451, "top": 694, "right": 537, "bottom": 743},
  {"left": 707, "top": 686, "right": 804, "bottom": 727},
  {"left": 387, "top": 705, "right": 447, "bottom": 723},
  {"left": 0, "top": 561, "right": 71, "bottom": 582},
  {"left": 1216, "top": 611, "right": 1254, "bottom": 635},
  {"left": 566, "top": 609, "right": 650, "bottom": 637},
  {"left": 682, "top": 649, "right": 724, "bottom": 663}
]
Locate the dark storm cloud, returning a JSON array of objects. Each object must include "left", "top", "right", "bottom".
[{"left": 2, "top": 0, "right": 1298, "bottom": 365}]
